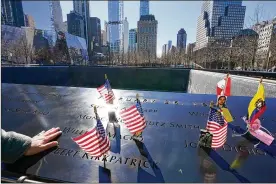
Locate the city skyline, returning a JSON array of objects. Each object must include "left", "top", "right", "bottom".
[
  {"left": 59, "top": 1, "right": 276, "bottom": 56},
  {"left": 16, "top": 1, "right": 276, "bottom": 56}
]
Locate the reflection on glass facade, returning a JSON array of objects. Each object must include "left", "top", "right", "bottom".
[
  {"left": 1, "top": 25, "right": 88, "bottom": 64},
  {"left": 140, "top": 0, "right": 149, "bottom": 17},
  {"left": 168, "top": 40, "right": 172, "bottom": 52},
  {"left": 108, "top": 0, "right": 124, "bottom": 53},
  {"left": 129, "top": 28, "right": 137, "bottom": 52},
  {"left": 177, "top": 28, "right": 187, "bottom": 51},
  {"left": 22, "top": 1, "right": 64, "bottom": 32},
  {"left": 1, "top": 0, "right": 25, "bottom": 27},
  {"left": 65, "top": 32, "right": 88, "bottom": 60},
  {"left": 195, "top": 0, "right": 246, "bottom": 50}
]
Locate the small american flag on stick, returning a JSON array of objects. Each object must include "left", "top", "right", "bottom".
[
  {"left": 206, "top": 107, "right": 228, "bottom": 149},
  {"left": 72, "top": 107, "right": 110, "bottom": 157},
  {"left": 120, "top": 94, "right": 146, "bottom": 135},
  {"left": 97, "top": 74, "right": 115, "bottom": 103}
]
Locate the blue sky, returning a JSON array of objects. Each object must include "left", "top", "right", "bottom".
[{"left": 23, "top": 1, "right": 276, "bottom": 56}]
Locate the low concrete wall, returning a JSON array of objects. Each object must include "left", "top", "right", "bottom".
[
  {"left": 1, "top": 66, "right": 190, "bottom": 92},
  {"left": 188, "top": 70, "right": 276, "bottom": 98},
  {"left": 1, "top": 66, "right": 275, "bottom": 97}
]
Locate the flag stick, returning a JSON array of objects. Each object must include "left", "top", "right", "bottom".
[
  {"left": 103, "top": 154, "right": 107, "bottom": 168},
  {"left": 223, "top": 73, "right": 230, "bottom": 96},
  {"left": 105, "top": 74, "right": 108, "bottom": 80},
  {"left": 135, "top": 93, "right": 142, "bottom": 137},
  {"left": 94, "top": 106, "right": 99, "bottom": 120},
  {"left": 260, "top": 77, "right": 263, "bottom": 83},
  {"left": 210, "top": 101, "right": 214, "bottom": 108}
]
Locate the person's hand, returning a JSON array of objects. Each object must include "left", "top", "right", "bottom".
[{"left": 24, "top": 127, "right": 62, "bottom": 156}]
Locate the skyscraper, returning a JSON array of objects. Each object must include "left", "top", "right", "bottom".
[
  {"left": 104, "top": 21, "right": 110, "bottom": 44},
  {"left": 73, "top": 0, "right": 91, "bottom": 55},
  {"left": 1, "top": 0, "right": 25, "bottom": 27},
  {"left": 73, "top": 0, "right": 90, "bottom": 38},
  {"left": 24, "top": 14, "right": 35, "bottom": 28},
  {"left": 140, "top": 0, "right": 149, "bottom": 17},
  {"left": 186, "top": 42, "right": 196, "bottom": 55},
  {"left": 89, "top": 17, "right": 101, "bottom": 49},
  {"left": 51, "top": 1, "right": 64, "bottom": 32},
  {"left": 162, "top": 44, "right": 167, "bottom": 56},
  {"left": 108, "top": 0, "right": 124, "bottom": 53},
  {"left": 67, "top": 11, "right": 85, "bottom": 38},
  {"left": 177, "top": 28, "right": 187, "bottom": 51},
  {"left": 137, "top": 15, "right": 158, "bottom": 58},
  {"left": 22, "top": 1, "right": 63, "bottom": 32},
  {"left": 167, "top": 40, "right": 172, "bottom": 52},
  {"left": 101, "top": 30, "right": 107, "bottom": 46},
  {"left": 195, "top": 0, "right": 246, "bottom": 50},
  {"left": 123, "top": 17, "right": 129, "bottom": 53},
  {"left": 129, "top": 28, "right": 137, "bottom": 52},
  {"left": 253, "top": 18, "right": 276, "bottom": 68},
  {"left": 63, "top": 21, "right": 67, "bottom": 32}
]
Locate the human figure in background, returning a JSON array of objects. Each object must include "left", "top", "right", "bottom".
[{"left": 1, "top": 127, "right": 62, "bottom": 164}]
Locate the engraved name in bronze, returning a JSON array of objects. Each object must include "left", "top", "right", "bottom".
[
  {"left": 4, "top": 96, "right": 42, "bottom": 104},
  {"left": 145, "top": 121, "right": 201, "bottom": 130},
  {"left": 188, "top": 112, "right": 268, "bottom": 121},
  {"left": 62, "top": 127, "right": 143, "bottom": 142},
  {"left": 19, "top": 91, "right": 68, "bottom": 99},
  {"left": 52, "top": 147, "right": 157, "bottom": 169},
  {"left": 183, "top": 140, "right": 267, "bottom": 156},
  {"left": 90, "top": 104, "right": 157, "bottom": 113},
  {"left": 3, "top": 107, "right": 49, "bottom": 116}
]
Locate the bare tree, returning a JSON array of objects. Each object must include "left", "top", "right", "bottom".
[
  {"left": 34, "top": 47, "right": 53, "bottom": 64},
  {"left": 68, "top": 47, "right": 79, "bottom": 65},
  {"left": 9, "top": 39, "right": 24, "bottom": 64},
  {"left": 245, "top": 4, "right": 265, "bottom": 28},
  {"left": 1, "top": 37, "right": 11, "bottom": 61},
  {"left": 20, "top": 37, "right": 34, "bottom": 64}
]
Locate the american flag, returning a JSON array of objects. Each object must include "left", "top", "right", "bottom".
[
  {"left": 97, "top": 79, "right": 115, "bottom": 103},
  {"left": 120, "top": 99, "right": 146, "bottom": 134},
  {"left": 72, "top": 116, "right": 110, "bottom": 157},
  {"left": 206, "top": 108, "right": 228, "bottom": 148}
]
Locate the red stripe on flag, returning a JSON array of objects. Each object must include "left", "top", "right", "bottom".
[
  {"left": 120, "top": 105, "right": 146, "bottom": 134},
  {"left": 97, "top": 85, "right": 115, "bottom": 103},
  {"left": 206, "top": 121, "right": 228, "bottom": 148},
  {"left": 72, "top": 128, "right": 110, "bottom": 157}
]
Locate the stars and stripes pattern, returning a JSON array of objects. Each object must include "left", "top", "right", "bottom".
[
  {"left": 97, "top": 79, "right": 115, "bottom": 103},
  {"left": 120, "top": 99, "right": 146, "bottom": 134},
  {"left": 72, "top": 116, "right": 110, "bottom": 157},
  {"left": 206, "top": 108, "right": 228, "bottom": 148}
]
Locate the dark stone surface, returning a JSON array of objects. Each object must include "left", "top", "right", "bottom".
[{"left": 1, "top": 83, "right": 276, "bottom": 183}]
